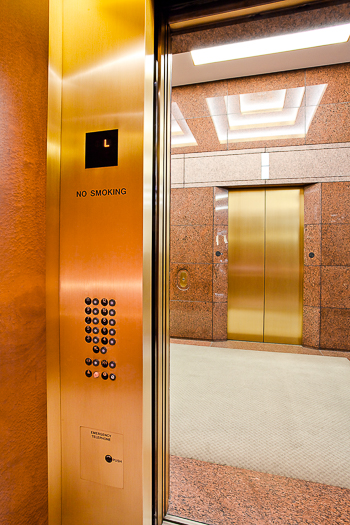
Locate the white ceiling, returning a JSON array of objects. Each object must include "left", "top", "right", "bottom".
[{"left": 172, "top": 40, "right": 350, "bottom": 86}]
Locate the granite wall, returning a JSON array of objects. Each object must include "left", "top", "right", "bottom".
[
  {"left": 170, "top": 187, "right": 228, "bottom": 340},
  {"left": 170, "top": 182, "right": 350, "bottom": 351}
]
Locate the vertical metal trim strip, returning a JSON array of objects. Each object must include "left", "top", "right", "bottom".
[{"left": 47, "top": 0, "right": 63, "bottom": 522}]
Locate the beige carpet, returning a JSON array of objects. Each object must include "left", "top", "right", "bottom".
[{"left": 170, "top": 343, "right": 350, "bottom": 489}]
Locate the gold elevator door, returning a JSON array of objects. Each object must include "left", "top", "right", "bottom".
[{"left": 228, "top": 188, "right": 303, "bottom": 345}]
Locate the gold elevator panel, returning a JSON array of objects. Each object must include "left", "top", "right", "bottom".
[{"left": 228, "top": 188, "right": 303, "bottom": 345}]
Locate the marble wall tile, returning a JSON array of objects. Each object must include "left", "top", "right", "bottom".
[
  {"left": 303, "top": 266, "right": 320, "bottom": 307},
  {"left": 170, "top": 300, "right": 213, "bottom": 340},
  {"left": 185, "top": 152, "right": 261, "bottom": 184},
  {"left": 213, "top": 225, "right": 228, "bottom": 264},
  {"left": 322, "top": 181, "right": 350, "bottom": 224},
  {"left": 304, "top": 224, "right": 321, "bottom": 266},
  {"left": 213, "top": 302, "right": 227, "bottom": 340},
  {"left": 171, "top": 117, "right": 227, "bottom": 155},
  {"left": 321, "top": 267, "right": 350, "bottom": 309},
  {"left": 213, "top": 264, "right": 228, "bottom": 303},
  {"left": 321, "top": 224, "right": 350, "bottom": 266},
  {"left": 171, "top": 157, "right": 184, "bottom": 185},
  {"left": 228, "top": 137, "right": 305, "bottom": 152},
  {"left": 214, "top": 187, "right": 229, "bottom": 225},
  {"left": 320, "top": 307, "right": 350, "bottom": 351},
  {"left": 172, "top": 81, "right": 227, "bottom": 119},
  {"left": 306, "top": 63, "right": 350, "bottom": 105},
  {"left": 302, "top": 306, "right": 320, "bottom": 348},
  {"left": 269, "top": 147, "right": 350, "bottom": 181},
  {"left": 170, "top": 225, "right": 213, "bottom": 264},
  {"left": 170, "top": 263, "right": 213, "bottom": 302},
  {"left": 170, "top": 187, "right": 213, "bottom": 225},
  {"left": 306, "top": 103, "right": 350, "bottom": 145},
  {"left": 226, "top": 69, "right": 306, "bottom": 98},
  {"left": 304, "top": 184, "right": 321, "bottom": 225}
]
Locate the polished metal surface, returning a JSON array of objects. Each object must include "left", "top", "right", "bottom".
[
  {"left": 228, "top": 190, "right": 265, "bottom": 342},
  {"left": 228, "top": 188, "right": 303, "bottom": 344},
  {"left": 47, "top": 0, "right": 154, "bottom": 523},
  {"left": 264, "top": 189, "right": 304, "bottom": 344},
  {"left": 154, "top": 21, "right": 172, "bottom": 525},
  {"left": 46, "top": 0, "right": 62, "bottom": 523}
]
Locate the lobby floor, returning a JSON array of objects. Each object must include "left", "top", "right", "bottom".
[
  {"left": 170, "top": 338, "right": 350, "bottom": 361},
  {"left": 168, "top": 455, "right": 350, "bottom": 525},
  {"left": 168, "top": 338, "right": 350, "bottom": 524}
]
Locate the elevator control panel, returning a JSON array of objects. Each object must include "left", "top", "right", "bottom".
[{"left": 84, "top": 297, "right": 117, "bottom": 381}]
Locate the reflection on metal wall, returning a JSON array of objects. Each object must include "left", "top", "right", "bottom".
[
  {"left": 47, "top": 0, "right": 154, "bottom": 523},
  {"left": 228, "top": 188, "right": 303, "bottom": 344}
]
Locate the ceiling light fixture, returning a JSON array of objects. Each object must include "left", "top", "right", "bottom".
[{"left": 191, "top": 23, "right": 350, "bottom": 65}]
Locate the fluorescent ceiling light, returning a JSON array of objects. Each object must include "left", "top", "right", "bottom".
[
  {"left": 240, "top": 89, "right": 286, "bottom": 114},
  {"left": 225, "top": 87, "right": 305, "bottom": 130},
  {"left": 207, "top": 84, "right": 327, "bottom": 143},
  {"left": 191, "top": 23, "right": 350, "bottom": 65}
]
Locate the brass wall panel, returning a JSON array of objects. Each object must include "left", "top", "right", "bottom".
[
  {"left": 228, "top": 190, "right": 265, "bottom": 342},
  {"left": 47, "top": 0, "right": 154, "bottom": 523},
  {"left": 264, "top": 189, "right": 303, "bottom": 344}
]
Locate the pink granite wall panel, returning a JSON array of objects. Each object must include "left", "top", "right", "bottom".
[
  {"left": 170, "top": 188, "right": 214, "bottom": 340},
  {"left": 320, "top": 182, "right": 350, "bottom": 350}
]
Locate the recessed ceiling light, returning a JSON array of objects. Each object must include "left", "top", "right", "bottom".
[{"left": 191, "top": 23, "right": 350, "bottom": 65}]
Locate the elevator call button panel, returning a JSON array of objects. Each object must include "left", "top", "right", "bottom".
[
  {"left": 85, "top": 129, "right": 119, "bottom": 169},
  {"left": 84, "top": 297, "right": 117, "bottom": 381}
]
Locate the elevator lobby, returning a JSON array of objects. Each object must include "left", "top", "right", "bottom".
[{"left": 1, "top": 0, "right": 350, "bottom": 524}]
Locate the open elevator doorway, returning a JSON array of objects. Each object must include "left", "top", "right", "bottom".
[{"left": 164, "top": 2, "right": 350, "bottom": 524}]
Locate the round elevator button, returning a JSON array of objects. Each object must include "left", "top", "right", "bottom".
[
  {"left": 110, "top": 374, "right": 116, "bottom": 381},
  {"left": 101, "top": 360, "right": 108, "bottom": 368},
  {"left": 85, "top": 326, "right": 92, "bottom": 334},
  {"left": 105, "top": 454, "right": 112, "bottom": 463},
  {"left": 93, "top": 308, "right": 99, "bottom": 315},
  {"left": 93, "top": 336, "right": 99, "bottom": 344},
  {"left": 101, "top": 298, "right": 108, "bottom": 306},
  {"left": 85, "top": 317, "right": 92, "bottom": 324},
  {"left": 109, "top": 309, "right": 116, "bottom": 316},
  {"left": 85, "top": 307, "right": 91, "bottom": 314},
  {"left": 109, "top": 328, "right": 116, "bottom": 336},
  {"left": 93, "top": 298, "right": 99, "bottom": 305},
  {"left": 92, "top": 327, "right": 99, "bottom": 334},
  {"left": 102, "top": 372, "right": 108, "bottom": 380},
  {"left": 109, "top": 299, "right": 116, "bottom": 306},
  {"left": 109, "top": 361, "right": 116, "bottom": 369},
  {"left": 101, "top": 308, "right": 108, "bottom": 316},
  {"left": 93, "top": 371, "right": 100, "bottom": 378},
  {"left": 93, "top": 359, "right": 99, "bottom": 366},
  {"left": 85, "top": 358, "right": 92, "bottom": 366},
  {"left": 100, "top": 347, "right": 107, "bottom": 354},
  {"left": 101, "top": 318, "right": 108, "bottom": 326},
  {"left": 109, "top": 338, "right": 116, "bottom": 346},
  {"left": 85, "top": 335, "right": 92, "bottom": 343},
  {"left": 93, "top": 345, "right": 99, "bottom": 353},
  {"left": 109, "top": 319, "right": 116, "bottom": 326},
  {"left": 85, "top": 297, "right": 92, "bottom": 305},
  {"left": 93, "top": 317, "right": 99, "bottom": 325},
  {"left": 101, "top": 337, "right": 108, "bottom": 345},
  {"left": 101, "top": 327, "right": 108, "bottom": 335},
  {"left": 85, "top": 369, "right": 92, "bottom": 377}
]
